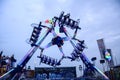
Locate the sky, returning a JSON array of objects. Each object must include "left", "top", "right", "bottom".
[{"left": 0, "top": 0, "right": 120, "bottom": 77}]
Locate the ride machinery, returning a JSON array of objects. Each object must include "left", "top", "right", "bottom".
[{"left": 0, "top": 12, "right": 109, "bottom": 80}]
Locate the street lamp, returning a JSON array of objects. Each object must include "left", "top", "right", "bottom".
[
  {"left": 79, "top": 65, "right": 83, "bottom": 76},
  {"left": 100, "top": 59, "right": 105, "bottom": 72},
  {"left": 91, "top": 57, "right": 97, "bottom": 66}
]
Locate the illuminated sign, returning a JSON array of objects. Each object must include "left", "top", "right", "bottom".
[{"left": 35, "top": 67, "right": 76, "bottom": 79}]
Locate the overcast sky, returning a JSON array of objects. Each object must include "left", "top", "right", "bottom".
[{"left": 0, "top": 0, "right": 120, "bottom": 77}]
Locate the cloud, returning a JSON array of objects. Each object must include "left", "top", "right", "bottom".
[
  {"left": 57, "top": 0, "right": 68, "bottom": 3},
  {"left": 0, "top": 0, "right": 120, "bottom": 75}
]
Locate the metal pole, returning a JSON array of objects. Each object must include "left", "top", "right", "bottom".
[{"left": 102, "top": 63, "right": 105, "bottom": 72}]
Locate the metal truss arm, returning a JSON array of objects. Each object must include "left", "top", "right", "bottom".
[{"left": 0, "top": 29, "right": 50, "bottom": 80}]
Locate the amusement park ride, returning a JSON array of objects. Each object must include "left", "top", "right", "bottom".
[{"left": 0, "top": 12, "right": 109, "bottom": 80}]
